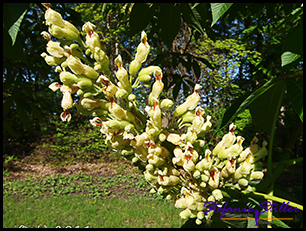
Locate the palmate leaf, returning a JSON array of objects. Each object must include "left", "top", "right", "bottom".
[{"left": 210, "top": 3, "right": 233, "bottom": 27}]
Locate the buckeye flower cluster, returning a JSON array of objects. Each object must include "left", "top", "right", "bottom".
[{"left": 41, "top": 4, "right": 268, "bottom": 225}]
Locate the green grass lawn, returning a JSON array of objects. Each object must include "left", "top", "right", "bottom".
[
  {"left": 3, "top": 194, "right": 183, "bottom": 228},
  {"left": 3, "top": 171, "right": 184, "bottom": 228}
]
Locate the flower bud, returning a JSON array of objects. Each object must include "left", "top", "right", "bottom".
[
  {"left": 149, "top": 188, "right": 156, "bottom": 194},
  {"left": 138, "top": 74, "right": 151, "bottom": 82},
  {"left": 46, "top": 40, "right": 65, "bottom": 58},
  {"left": 67, "top": 55, "right": 85, "bottom": 75},
  {"left": 138, "top": 65, "right": 161, "bottom": 76},
  {"left": 115, "top": 88, "right": 128, "bottom": 99},
  {"left": 195, "top": 218, "right": 202, "bottom": 225},
  {"left": 83, "top": 65, "right": 99, "bottom": 79},
  {"left": 49, "top": 82, "right": 61, "bottom": 92},
  {"left": 60, "top": 71, "right": 77, "bottom": 85},
  {"left": 135, "top": 31, "right": 150, "bottom": 63},
  {"left": 129, "top": 60, "right": 142, "bottom": 75},
  {"left": 238, "top": 178, "right": 248, "bottom": 187},
  {"left": 83, "top": 92, "right": 92, "bottom": 98},
  {"left": 158, "top": 133, "right": 166, "bottom": 142},
  {"left": 92, "top": 108, "right": 108, "bottom": 117},
  {"left": 41, "top": 52, "right": 66, "bottom": 66},
  {"left": 212, "top": 189, "right": 223, "bottom": 201},
  {"left": 122, "top": 148, "right": 134, "bottom": 157},
  {"left": 104, "top": 120, "right": 130, "bottom": 129},
  {"left": 249, "top": 171, "right": 264, "bottom": 180},
  {"left": 61, "top": 91, "right": 73, "bottom": 110},
  {"left": 193, "top": 170, "right": 201, "bottom": 179},
  {"left": 201, "top": 174, "right": 210, "bottom": 182},
  {"left": 251, "top": 141, "right": 268, "bottom": 163},
  {"left": 77, "top": 76, "right": 92, "bottom": 89},
  {"left": 80, "top": 97, "right": 99, "bottom": 110},
  {"left": 128, "top": 94, "right": 136, "bottom": 101},
  {"left": 44, "top": 5, "right": 65, "bottom": 28},
  {"left": 179, "top": 209, "right": 192, "bottom": 220},
  {"left": 48, "top": 24, "right": 79, "bottom": 41},
  {"left": 221, "top": 167, "right": 229, "bottom": 178},
  {"left": 146, "top": 164, "right": 154, "bottom": 172},
  {"left": 124, "top": 124, "right": 134, "bottom": 133},
  {"left": 132, "top": 157, "right": 139, "bottom": 163},
  {"left": 200, "top": 182, "right": 206, "bottom": 188},
  {"left": 75, "top": 104, "right": 91, "bottom": 116},
  {"left": 157, "top": 186, "right": 164, "bottom": 195},
  {"left": 197, "top": 211, "right": 205, "bottom": 220},
  {"left": 159, "top": 99, "right": 174, "bottom": 108}
]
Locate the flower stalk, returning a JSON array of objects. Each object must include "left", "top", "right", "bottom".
[{"left": 40, "top": 5, "right": 288, "bottom": 226}]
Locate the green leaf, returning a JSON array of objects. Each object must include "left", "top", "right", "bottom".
[
  {"left": 156, "top": 3, "right": 181, "bottom": 48},
  {"left": 172, "top": 77, "right": 182, "bottom": 100},
  {"left": 210, "top": 3, "right": 233, "bottom": 27},
  {"left": 8, "top": 9, "right": 27, "bottom": 46},
  {"left": 218, "top": 77, "right": 283, "bottom": 132},
  {"left": 281, "top": 23, "right": 303, "bottom": 73},
  {"left": 286, "top": 77, "right": 303, "bottom": 122},
  {"left": 180, "top": 3, "right": 205, "bottom": 35},
  {"left": 129, "top": 3, "right": 158, "bottom": 36},
  {"left": 281, "top": 51, "right": 301, "bottom": 68},
  {"left": 248, "top": 79, "right": 286, "bottom": 134}
]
